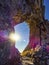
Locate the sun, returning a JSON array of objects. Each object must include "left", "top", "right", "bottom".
[{"left": 9, "top": 33, "right": 21, "bottom": 42}]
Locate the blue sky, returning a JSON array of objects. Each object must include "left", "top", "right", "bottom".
[
  {"left": 14, "top": 22, "right": 30, "bottom": 52},
  {"left": 14, "top": 0, "right": 49, "bottom": 53},
  {"left": 44, "top": 0, "right": 49, "bottom": 20}
]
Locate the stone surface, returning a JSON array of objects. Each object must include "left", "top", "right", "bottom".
[{"left": 0, "top": 0, "right": 49, "bottom": 65}]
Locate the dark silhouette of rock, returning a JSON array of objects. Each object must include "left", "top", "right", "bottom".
[{"left": 33, "top": 43, "right": 49, "bottom": 65}]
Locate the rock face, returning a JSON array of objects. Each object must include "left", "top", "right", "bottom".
[
  {"left": 0, "top": 0, "right": 23, "bottom": 65},
  {"left": 0, "top": 0, "right": 49, "bottom": 65},
  {"left": 23, "top": 0, "right": 49, "bottom": 51},
  {"left": 33, "top": 43, "right": 49, "bottom": 65}
]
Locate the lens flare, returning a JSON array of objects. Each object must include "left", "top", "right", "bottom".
[{"left": 9, "top": 33, "right": 21, "bottom": 42}]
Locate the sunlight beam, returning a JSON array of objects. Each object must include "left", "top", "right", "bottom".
[{"left": 9, "top": 33, "right": 21, "bottom": 42}]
